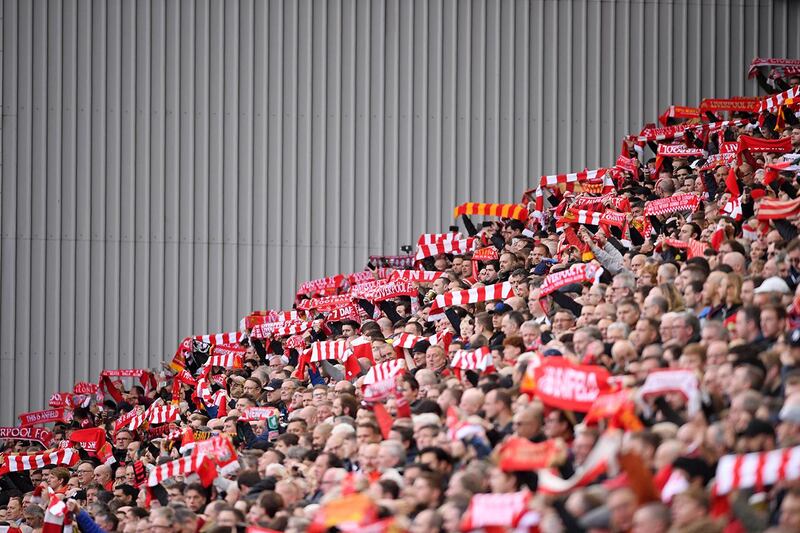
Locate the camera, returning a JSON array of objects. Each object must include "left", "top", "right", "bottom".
[{"left": 400, "top": 245, "right": 412, "bottom": 254}]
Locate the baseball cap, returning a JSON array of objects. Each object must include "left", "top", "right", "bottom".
[
  {"left": 753, "top": 276, "right": 791, "bottom": 294},
  {"left": 266, "top": 379, "right": 283, "bottom": 392},
  {"left": 489, "top": 302, "right": 512, "bottom": 315}
]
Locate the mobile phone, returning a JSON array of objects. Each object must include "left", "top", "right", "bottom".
[{"left": 449, "top": 225, "right": 459, "bottom": 232}]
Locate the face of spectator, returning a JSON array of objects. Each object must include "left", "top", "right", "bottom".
[
  {"left": 608, "top": 488, "right": 637, "bottom": 532},
  {"left": 616, "top": 303, "right": 639, "bottom": 327},
  {"left": 76, "top": 463, "right": 94, "bottom": 487},
  {"left": 760, "top": 308, "right": 782, "bottom": 338},
  {"left": 6, "top": 499, "right": 21, "bottom": 520},
  {"left": 116, "top": 431, "right": 133, "bottom": 449},
  {"left": 552, "top": 312, "right": 574, "bottom": 335},
  {"left": 184, "top": 489, "right": 207, "bottom": 513}
]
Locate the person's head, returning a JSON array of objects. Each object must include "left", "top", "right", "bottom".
[
  {"left": 512, "top": 404, "right": 543, "bottom": 440},
  {"left": 425, "top": 345, "right": 447, "bottom": 372},
  {"left": 149, "top": 507, "right": 176, "bottom": 533},
  {"left": 671, "top": 487, "right": 709, "bottom": 528},
  {"left": 183, "top": 484, "right": 208, "bottom": 513},
  {"left": 632, "top": 502, "right": 671, "bottom": 533},
  {"left": 760, "top": 304, "right": 786, "bottom": 339},
  {"left": 48, "top": 467, "right": 70, "bottom": 490},
  {"left": 5, "top": 497, "right": 22, "bottom": 521},
  {"left": 113, "top": 484, "right": 138, "bottom": 505},
  {"left": 22, "top": 504, "right": 44, "bottom": 528},
  {"left": 611, "top": 272, "right": 636, "bottom": 303},
  {"left": 780, "top": 487, "right": 800, "bottom": 530},
  {"left": 76, "top": 461, "right": 96, "bottom": 487},
  {"left": 608, "top": 487, "right": 637, "bottom": 533}
]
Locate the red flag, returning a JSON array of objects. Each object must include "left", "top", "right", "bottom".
[
  {"left": 498, "top": 437, "right": 565, "bottom": 472},
  {"left": 195, "top": 455, "right": 218, "bottom": 487},
  {"left": 725, "top": 167, "right": 740, "bottom": 198},
  {"left": 372, "top": 403, "right": 393, "bottom": 440},
  {"left": 68, "top": 427, "right": 107, "bottom": 457}
]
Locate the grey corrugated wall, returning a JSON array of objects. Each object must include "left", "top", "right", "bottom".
[{"left": 1, "top": 0, "right": 798, "bottom": 424}]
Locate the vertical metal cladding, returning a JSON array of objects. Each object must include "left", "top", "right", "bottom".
[{"left": 1, "top": 0, "right": 798, "bottom": 423}]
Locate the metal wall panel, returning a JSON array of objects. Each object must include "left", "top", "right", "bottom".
[{"left": 1, "top": 0, "right": 799, "bottom": 423}]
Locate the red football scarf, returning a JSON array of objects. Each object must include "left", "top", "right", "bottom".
[
  {"left": 658, "top": 105, "right": 700, "bottom": 126},
  {"left": 68, "top": 427, "right": 107, "bottom": 456},
  {"left": 460, "top": 491, "right": 533, "bottom": 531},
  {"left": 527, "top": 357, "right": 611, "bottom": 412},
  {"left": 638, "top": 369, "right": 701, "bottom": 416},
  {"left": 295, "top": 340, "right": 363, "bottom": 380},
  {"left": 537, "top": 431, "right": 621, "bottom": 495},
  {"left": 756, "top": 197, "right": 800, "bottom": 220},
  {"left": 296, "top": 274, "right": 346, "bottom": 297},
  {"left": 416, "top": 232, "right": 462, "bottom": 246},
  {"left": 414, "top": 237, "right": 478, "bottom": 262},
  {"left": 736, "top": 135, "right": 793, "bottom": 165},
  {"left": 699, "top": 97, "right": 759, "bottom": 114},
  {"left": 100, "top": 369, "right": 158, "bottom": 403},
  {"left": 656, "top": 143, "right": 707, "bottom": 158},
  {"left": 453, "top": 202, "right": 529, "bottom": 222},
  {"left": 18, "top": 409, "right": 72, "bottom": 428},
  {"left": 0, "top": 448, "right": 79, "bottom": 475},
  {"left": 498, "top": 437, "right": 565, "bottom": 472},
  {"left": 0, "top": 427, "right": 53, "bottom": 446},
  {"left": 757, "top": 84, "right": 800, "bottom": 113},
  {"left": 715, "top": 445, "right": 800, "bottom": 495},
  {"left": 615, "top": 154, "right": 640, "bottom": 174},
  {"left": 584, "top": 390, "right": 644, "bottom": 431},
  {"left": 193, "top": 331, "right": 244, "bottom": 345},
  {"left": 748, "top": 57, "right": 800, "bottom": 77},
  {"left": 250, "top": 320, "right": 312, "bottom": 339},
  {"left": 644, "top": 194, "right": 701, "bottom": 217},
  {"left": 363, "top": 360, "right": 406, "bottom": 386},
  {"left": 389, "top": 270, "right": 444, "bottom": 283},
  {"left": 450, "top": 347, "right": 494, "bottom": 377},
  {"left": 296, "top": 294, "right": 354, "bottom": 311},
  {"left": 428, "top": 281, "right": 515, "bottom": 321},
  {"left": 147, "top": 454, "right": 216, "bottom": 487},
  {"left": 539, "top": 263, "right": 604, "bottom": 297}
]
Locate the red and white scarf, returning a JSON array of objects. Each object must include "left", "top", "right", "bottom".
[
  {"left": 428, "top": 281, "right": 515, "bottom": 321},
  {"left": 417, "top": 232, "right": 462, "bottom": 246},
  {"left": 715, "top": 445, "right": 800, "bottom": 495},
  {"left": 129, "top": 404, "right": 181, "bottom": 430},
  {"left": 250, "top": 320, "right": 312, "bottom": 339},
  {"left": 656, "top": 143, "right": 707, "bottom": 159},
  {"left": 758, "top": 85, "right": 800, "bottom": 113},
  {"left": 147, "top": 454, "right": 215, "bottom": 487},
  {"left": 757, "top": 197, "right": 800, "bottom": 220},
  {"left": 18, "top": 409, "right": 73, "bottom": 428},
  {"left": 644, "top": 194, "right": 701, "bottom": 217},
  {"left": 637, "top": 369, "right": 701, "bottom": 417},
  {"left": 0, "top": 448, "right": 79, "bottom": 475},
  {"left": 460, "top": 491, "right": 533, "bottom": 531},
  {"left": 415, "top": 237, "right": 478, "bottom": 261},
  {"left": 537, "top": 431, "right": 621, "bottom": 495},
  {"left": 450, "top": 347, "right": 494, "bottom": 373},
  {"left": 389, "top": 270, "right": 444, "bottom": 283},
  {"left": 296, "top": 294, "right": 354, "bottom": 311},
  {"left": 539, "top": 263, "right": 603, "bottom": 297},
  {"left": 363, "top": 360, "right": 406, "bottom": 385},
  {"left": 296, "top": 274, "right": 345, "bottom": 297},
  {"left": 193, "top": 331, "right": 244, "bottom": 345},
  {"left": 748, "top": 57, "right": 800, "bottom": 78}
]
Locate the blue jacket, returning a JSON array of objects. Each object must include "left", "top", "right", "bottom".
[{"left": 75, "top": 509, "right": 108, "bottom": 533}]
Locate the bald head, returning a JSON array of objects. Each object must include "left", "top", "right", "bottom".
[{"left": 723, "top": 252, "right": 746, "bottom": 275}]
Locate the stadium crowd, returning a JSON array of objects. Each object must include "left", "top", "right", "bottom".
[{"left": 4, "top": 58, "right": 800, "bottom": 533}]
